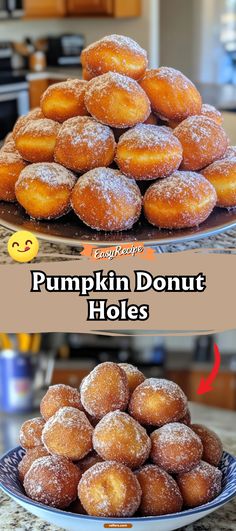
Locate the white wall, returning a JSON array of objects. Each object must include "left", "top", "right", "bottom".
[
  {"left": 160, "top": 0, "right": 228, "bottom": 82},
  {"left": 0, "top": 0, "right": 159, "bottom": 66}
]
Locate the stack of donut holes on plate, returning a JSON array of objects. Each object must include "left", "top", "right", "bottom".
[
  {"left": 18, "top": 361, "right": 223, "bottom": 518},
  {"left": 0, "top": 33, "right": 235, "bottom": 232}
]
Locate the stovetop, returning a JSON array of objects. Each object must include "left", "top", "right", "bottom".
[{"left": 0, "top": 70, "right": 28, "bottom": 85}]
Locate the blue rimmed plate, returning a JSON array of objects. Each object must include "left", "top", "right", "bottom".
[{"left": 0, "top": 447, "right": 236, "bottom": 531}]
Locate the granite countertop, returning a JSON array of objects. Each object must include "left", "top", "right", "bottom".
[
  {"left": 0, "top": 403, "right": 235, "bottom": 530},
  {"left": 0, "top": 224, "right": 236, "bottom": 264}
]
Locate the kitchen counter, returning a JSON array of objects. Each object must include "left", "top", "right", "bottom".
[
  {"left": 26, "top": 66, "right": 83, "bottom": 81},
  {"left": 0, "top": 403, "right": 235, "bottom": 530}
]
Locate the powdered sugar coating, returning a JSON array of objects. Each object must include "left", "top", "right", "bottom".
[
  {"left": 222, "top": 145, "right": 236, "bottom": 160},
  {"left": 136, "top": 465, "right": 183, "bottom": 516},
  {"left": 118, "top": 363, "right": 145, "bottom": 394},
  {"left": 82, "top": 35, "right": 148, "bottom": 80},
  {"left": 16, "top": 162, "right": 77, "bottom": 189},
  {"left": 19, "top": 418, "right": 45, "bottom": 449},
  {"left": 93, "top": 411, "right": 151, "bottom": 469},
  {"left": 71, "top": 167, "right": 142, "bottom": 231},
  {"left": 15, "top": 118, "right": 60, "bottom": 138},
  {"left": 116, "top": 124, "right": 183, "bottom": 179},
  {"left": 18, "top": 446, "right": 49, "bottom": 482},
  {"left": 117, "top": 124, "right": 180, "bottom": 150},
  {"left": 80, "top": 362, "right": 129, "bottom": 418},
  {"left": 140, "top": 68, "right": 202, "bottom": 122},
  {"left": 42, "top": 78, "right": 87, "bottom": 100},
  {"left": 13, "top": 107, "right": 44, "bottom": 138},
  {"left": 174, "top": 116, "right": 228, "bottom": 171},
  {"left": 177, "top": 460, "right": 222, "bottom": 507},
  {"left": 151, "top": 422, "right": 203, "bottom": 474},
  {"left": 0, "top": 151, "right": 25, "bottom": 164},
  {"left": 78, "top": 461, "right": 142, "bottom": 517},
  {"left": 145, "top": 171, "right": 216, "bottom": 204},
  {"left": 24, "top": 455, "right": 81, "bottom": 509},
  {"left": 191, "top": 424, "right": 223, "bottom": 467},
  {"left": 85, "top": 72, "right": 151, "bottom": 128},
  {"left": 41, "top": 79, "right": 88, "bottom": 122},
  {"left": 201, "top": 104, "right": 223, "bottom": 124},
  {"left": 143, "top": 170, "right": 217, "bottom": 229},
  {"left": 129, "top": 378, "right": 188, "bottom": 427},
  {"left": 40, "top": 384, "right": 82, "bottom": 421},
  {"left": 42, "top": 406, "right": 93, "bottom": 461},
  {"left": 84, "top": 34, "right": 147, "bottom": 58},
  {"left": 54, "top": 116, "right": 115, "bottom": 173}
]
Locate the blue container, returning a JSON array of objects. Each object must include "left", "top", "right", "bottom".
[{"left": 0, "top": 351, "right": 34, "bottom": 413}]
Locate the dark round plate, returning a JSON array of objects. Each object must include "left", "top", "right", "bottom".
[{"left": 0, "top": 202, "right": 236, "bottom": 247}]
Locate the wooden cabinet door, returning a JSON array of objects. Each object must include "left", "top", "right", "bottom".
[
  {"left": 24, "top": 0, "right": 67, "bottom": 18},
  {"left": 188, "top": 370, "right": 236, "bottom": 410},
  {"left": 52, "top": 368, "right": 90, "bottom": 387},
  {"left": 67, "top": 0, "right": 113, "bottom": 16},
  {"left": 66, "top": 0, "right": 141, "bottom": 17}
]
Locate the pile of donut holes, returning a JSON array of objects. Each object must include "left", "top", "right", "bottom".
[
  {"left": 0, "top": 34, "right": 235, "bottom": 232},
  {"left": 19, "top": 361, "right": 223, "bottom": 518}
]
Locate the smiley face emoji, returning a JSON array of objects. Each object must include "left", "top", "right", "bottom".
[{"left": 8, "top": 231, "right": 39, "bottom": 263}]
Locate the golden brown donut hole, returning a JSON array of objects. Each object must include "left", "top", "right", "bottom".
[
  {"left": 136, "top": 465, "right": 183, "bottom": 516},
  {"left": 15, "top": 162, "right": 77, "bottom": 220},
  {"left": 93, "top": 411, "right": 151, "bottom": 469},
  {"left": 19, "top": 418, "right": 45, "bottom": 450},
  {"left": 150, "top": 422, "right": 203, "bottom": 474},
  {"left": 191, "top": 424, "right": 223, "bottom": 467},
  {"left": 129, "top": 378, "right": 188, "bottom": 427},
  {"left": 78, "top": 461, "right": 142, "bottom": 517},
  {"left": 24, "top": 455, "right": 81, "bottom": 509},
  {"left": 176, "top": 461, "right": 222, "bottom": 508},
  {"left": 41, "top": 79, "right": 89, "bottom": 123},
  {"left": 80, "top": 362, "right": 130, "bottom": 419},
  {"left": 42, "top": 406, "right": 93, "bottom": 461}
]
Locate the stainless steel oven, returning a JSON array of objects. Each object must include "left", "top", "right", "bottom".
[{"left": 0, "top": 81, "right": 29, "bottom": 141}]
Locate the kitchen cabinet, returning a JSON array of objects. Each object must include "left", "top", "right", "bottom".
[
  {"left": 62, "top": 0, "right": 141, "bottom": 18},
  {"left": 29, "top": 77, "right": 67, "bottom": 109},
  {"left": 52, "top": 368, "right": 90, "bottom": 387},
  {"left": 24, "top": 0, "right": 67, "bottom": 18},
  {"left": 166, "top": 368, "right": 236, "bottom": 411}
]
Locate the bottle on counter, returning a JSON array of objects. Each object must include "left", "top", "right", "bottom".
[{"left": 0, "top": 350, "right": 34, "bottom": 413}]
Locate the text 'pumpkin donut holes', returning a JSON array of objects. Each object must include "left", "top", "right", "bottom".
[
  {"left": 15, "top": 163, "right": 77, "bottom": 220},
  {"left": 42, "top": 406, "right": 93, "bottom": 461},
  {"left": 54, "top": 116, "right": 116, "bottom": 173},
  {"left": 40, "top": 383, "right": 82, "bottom": 421},
  {"left": 78, "top": 461, "right": 142, "bottom": 517},
  {"left": 150, "top": 423, "right": 203, "bottom": 474},
  {"left": 202, "top": 158, "right": 236, "bottom": 208},
  {"left": 80, "top": 362, "right": 129, "bottom": 419},
  {"left": 84, "top": 72, "right": 151, "bottom": 129},
  {"left": 128, "top": 378, "right": 188, "bottom": 427},
  {"left": 174, "top": 116, "right": 228, "bottom": 171},
  {"left": 24, "top": 455, "right": 82, "bottom": 509},
  {"left": 41, "top": 79, "right": 89, "bottom": 123},
  {"left": 71, "top": 167, "right": 142, "bottom": 231},
  {"left": 140, "top": 67, "right": 202, "bottom": 122},
  {"left": 143, "top": 171, "right": 217, "bottom": 230},
  {"left": 93, "top": 411, "right": 151, "bottom": 469},
  {"left": 15, "top": 118, "right": 60, "bottom": 163},
  {"left": 81, "top": 34, "right": 148, "bottom": 80},
  {"left": 136, "top": 465, "right": 183, "bottom": 516},
  {"left": 0, "top": 152, "right": 27, "bottom": 202},
  {"left": 116, "top": 124, "right": 183, "bottom": 180},
  {"left": 176, "top": 461, "right": 222, "bottom": 508}
]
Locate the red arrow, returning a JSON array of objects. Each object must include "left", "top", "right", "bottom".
[{"left": 197, "top": 343, "right": 221, "bottom": 395}]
